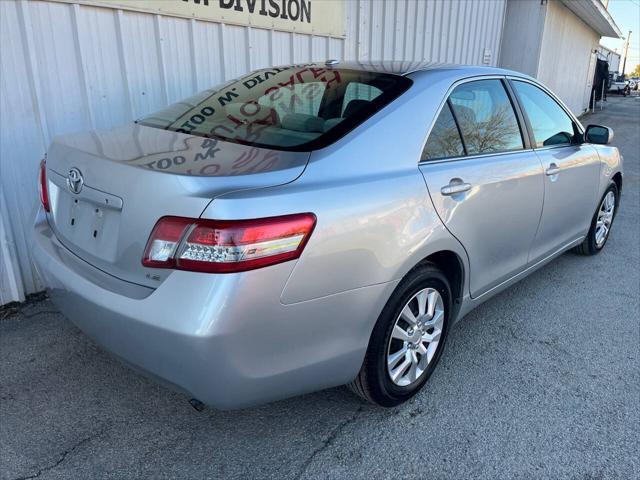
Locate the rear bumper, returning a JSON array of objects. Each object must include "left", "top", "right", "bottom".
[{"left": 32, "top": 209, "right": 396, "bottom": 409}]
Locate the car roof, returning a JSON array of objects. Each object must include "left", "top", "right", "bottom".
[{"left": 278, "top": 60, "right": 523, "bottom": 78}]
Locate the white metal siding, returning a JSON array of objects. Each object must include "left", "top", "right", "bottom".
[
  {"left": 608, "top": 53, "right": 621, "bottom": 75},
  {"left": 537, "top": 0, "right": 600, "bottom": 115},
  {"left": 344, "top": 0, "right": 505, "bottom": 65},
  {"left": 0, "top": 0, "right": 506, "bottom": 304},
  {"left": 499, "top": 0, "right": 547, "bottom": 77},
  {"left": 597, "top": 45, "right": 621, "bottom": 74}
]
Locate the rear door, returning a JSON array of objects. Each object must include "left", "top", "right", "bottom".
[
  {"left": 419, "top": 77, "right": 544, "bottom": 298},
  {"left": 509, "top": 79, "right": 600, "bottom": 262}
]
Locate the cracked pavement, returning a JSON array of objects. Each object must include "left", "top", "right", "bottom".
[{"left": 1, "top": 96, "right": 639, "bottom": 479}]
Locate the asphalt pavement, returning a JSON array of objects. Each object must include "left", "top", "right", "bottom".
[{"left": 1, "top": 95, "right": 638, "bottom": 480}]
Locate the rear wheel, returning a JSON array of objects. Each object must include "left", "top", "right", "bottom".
[
  {"left": 348, "top": 264, "right": 451, "bottom": 407},
  {"left": 574, "top": 183, "right": 618, "bottom": 255}
]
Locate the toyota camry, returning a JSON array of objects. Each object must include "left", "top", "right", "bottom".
[{"left": 33, "top": 61, "right": 623, "bottom": 409}]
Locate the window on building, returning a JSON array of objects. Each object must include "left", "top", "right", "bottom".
[
  {"left": 449, "top": 80, "right": 524, "bottom": 155},
  {"left": 512, "top": 80, "right": 577, "bottom": 148},
  {"left": 422, "top": 103, "right": 465, "bottom": 161}
]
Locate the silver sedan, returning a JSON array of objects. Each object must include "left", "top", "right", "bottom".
[{"left": 33, "top": 62, "right": 623, "bottom": 409}]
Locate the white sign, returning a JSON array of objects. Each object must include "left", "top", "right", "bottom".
[{"left": 52, "top": 0, "right": 346, "bottom": 37}]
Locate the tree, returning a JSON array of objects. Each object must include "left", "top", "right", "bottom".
[{"left": 631, "top": 64, "right": 640, "bottom": 78}]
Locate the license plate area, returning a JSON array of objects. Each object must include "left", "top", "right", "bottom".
[{"left": 48, "top": 172, "right": 123, "bottom": 262}]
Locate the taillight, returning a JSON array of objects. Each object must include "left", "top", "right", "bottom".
[
  {"left": 38, "top": 160, "right": 50, "bottom": 212},
  {"left": 142, "top": 213, "right": 316, "bottom": 273}
]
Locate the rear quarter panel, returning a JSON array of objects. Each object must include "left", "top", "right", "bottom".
[
  {"left": 201, "top": 70, "right": 470, "bottom": 305},
  {"left": 201, "top": 167, "right": 468, "bottom": 305},
  {"left": 594, "top": 144, "right": 623, "bottom": 199}
]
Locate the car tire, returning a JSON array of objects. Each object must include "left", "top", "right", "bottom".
[
  {"left": 574, "top": 182, "right": 619, "bottom": 256},
  {"left": 348, "top": 263, "right": 451, "bottom": 407}
]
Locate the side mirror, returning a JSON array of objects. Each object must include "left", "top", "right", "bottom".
[{"left": 585, "top": 125, "right": 613, "bottom": 145}]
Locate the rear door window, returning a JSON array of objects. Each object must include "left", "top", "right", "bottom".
[
  {"left": 449, "top": 79, "right": 524, "bottom": 155},
  {"left": 512, "top": 80, "right": 577, "bottom": 147}
]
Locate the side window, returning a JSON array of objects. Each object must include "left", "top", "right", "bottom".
[
  {"left": 449, "top": 79, "right": 524, "bottom": 155},
  {"left": 422, "top": 103, "right": 465, "bottom": 161},
  {"left": 341, "top": 83, "right": 383, "bottom": 116},
  {"left": 512, "top": 80, "right": 576, "bottom": 148}
]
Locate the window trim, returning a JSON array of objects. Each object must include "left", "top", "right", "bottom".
[
  {"left": 503, "top": 79, "right": 535, "bottom": 149},
  {"left": 506, "top": 76, "right": 585, "bottom": 151},
  {"left": 447, "top": 98, "right": 468, "bottom": 156},
  {"left": 419, "top": 75, "right": 531, "bottom": 164}
]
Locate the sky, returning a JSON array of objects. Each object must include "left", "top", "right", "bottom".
[{"left": 599, "top": 0, "right": 640, "bottom": 74}]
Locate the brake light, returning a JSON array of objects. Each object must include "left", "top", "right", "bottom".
[
  {"left": 142, "top": 213, "right": 316, "bottom": 273},
  {"left": 38, "top": 160, "right": 50, "bottom": 212}
]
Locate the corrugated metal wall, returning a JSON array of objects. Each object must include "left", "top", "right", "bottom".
[
  {"left": 0, "top": 0, "right": 506, "bottom": 304},
  {"left": 345, "top": 0, "right": 505, "bottom": 64},
  {"left": 498, "top": 0, "right": 546, "bottom": 78},
  {"left": 597, "top": 46, "right": 621, "bottom": 74}
]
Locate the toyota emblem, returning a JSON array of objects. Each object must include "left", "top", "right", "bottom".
[{"left": 67, "top": 167, "right": 84, "bottom": 194}]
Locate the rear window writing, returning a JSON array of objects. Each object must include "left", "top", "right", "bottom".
[{"left": 137, "top": 66, "right": 412, "bottom": 152}]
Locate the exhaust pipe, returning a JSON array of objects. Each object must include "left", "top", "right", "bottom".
[{"left": 189, "top": 398, "right": 206, "bottom": 412}]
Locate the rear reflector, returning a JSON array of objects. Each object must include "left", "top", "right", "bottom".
[
  {"left": 142, "top": 217, "right": 192, "bottom": 268},
  {"left": 142, "top": 213, "right": 316, "bottom": 273},
  {"left": 38, "top": 160, "right": 50, "bottom": 212}
]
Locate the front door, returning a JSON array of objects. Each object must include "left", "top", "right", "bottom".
[
  {"left": 419, "top": 78, "right": 544, "bottom": 298},
  {"left": 510, "top": 80, "right": 601, "bottom": 263}
]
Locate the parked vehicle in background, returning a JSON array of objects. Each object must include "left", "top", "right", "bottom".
[
  {"left": 608, "top": 74, "right": 631, "bottom": 95},
  {"left": 33, "top": 62, "right": 623, "bottom": 409}
]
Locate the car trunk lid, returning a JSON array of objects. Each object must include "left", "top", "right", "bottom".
[{"left": 44, "top": 123, "right": 309, "bottom": 288}]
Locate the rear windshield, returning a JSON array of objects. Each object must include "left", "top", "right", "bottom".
[{"left": 137, "top": 65, "right": 412, "bottom": 151}]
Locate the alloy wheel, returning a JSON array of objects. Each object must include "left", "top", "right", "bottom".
[
  {"left": 386, "top": 288, "right": 444, "bottom": 387},
  {"left": 595, "top": 191, "right": 616, "bottom": 248}
]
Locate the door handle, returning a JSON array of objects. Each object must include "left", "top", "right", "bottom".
[
  {"left": 545, "top": 163, "right": 561, "bottom": 176},
  {"left": 441, "top": 181, "right": 472, "bottom": 196}
]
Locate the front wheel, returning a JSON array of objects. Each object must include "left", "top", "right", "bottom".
[
  {"left": 348, "top": 264, "right": 451, "bottom": 407},
  {"left": 574, "top": 183, "right": 619, "bottom": 255}
]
